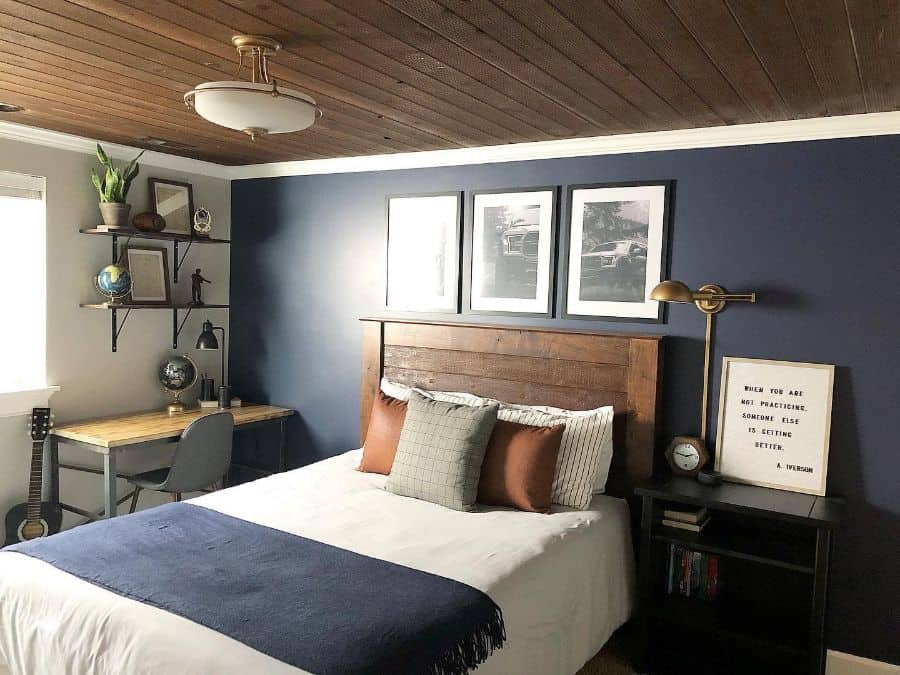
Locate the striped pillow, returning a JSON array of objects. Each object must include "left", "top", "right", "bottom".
[
  {"left": 497, "top": 405, "right": 614, "bottom": 510},
  {"left": 380, "top": 377, "right": 490, "bottom": 408}
]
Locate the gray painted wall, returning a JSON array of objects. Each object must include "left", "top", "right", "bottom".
[{"left": 0, "top": 137, "right": 231, "bottom": 527}]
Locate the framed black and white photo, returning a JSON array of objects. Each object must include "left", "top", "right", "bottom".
[
  {"left": 125, "top": 246, "right": 171, "bottom": 305},
  {"left": 716, "top": 357, "right": 834, "bottom": 496},
  {"left": 562, "top": 181, "right": 671, "bottom": 321},
  {"left": 465, "top": 187, "right": 557, "bottom": 317},
  {"left": 385, "top": 192, "right": 462, "bottom": 313},
  {"left": 149, "top": 178, "right": 194, "bottom": 236}
]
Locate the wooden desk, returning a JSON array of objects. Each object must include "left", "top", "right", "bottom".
[{"left": 50, "top": 404, "right": 294, "bottom": 520}]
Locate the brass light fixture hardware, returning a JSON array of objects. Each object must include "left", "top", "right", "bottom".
[
  {"left": 650, "top": 280, "right": 756, "bottom": 443},
  {"left": 184, "top": 35, "right": 321, "bottom": 140}
]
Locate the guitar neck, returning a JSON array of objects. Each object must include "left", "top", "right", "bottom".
[{"left": 26, "top": 439, "right": 45, "bottom": 522}]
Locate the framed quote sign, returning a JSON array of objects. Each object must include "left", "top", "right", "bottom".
[{"left": 715, "top": 357, "right": 835, "bottom": 496}]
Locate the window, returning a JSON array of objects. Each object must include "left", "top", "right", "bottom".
[{"left": 0, "top": 170, "right": 46, "bottom": 394}]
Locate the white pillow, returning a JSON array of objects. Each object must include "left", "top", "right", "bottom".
[
  {"left": 380, "top": 377, "right": 490, "bottom": 407},
  {"left": 498, "top": 403, "right": 615, "bottom": 508}
]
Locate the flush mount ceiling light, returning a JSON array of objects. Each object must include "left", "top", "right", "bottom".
[{"left": 184, "top": 35, "right": 321, "bottom": 141}]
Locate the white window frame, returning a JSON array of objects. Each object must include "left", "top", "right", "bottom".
[{"left": 0, "top": 171, "right": 58, "bottom": 417}]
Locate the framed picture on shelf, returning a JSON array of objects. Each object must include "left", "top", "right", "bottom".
[
  {"left": 125, "top": 246, "right": 171, "bottom": 305},
  {"left": 385, "top": 192, "right": 462, "bottom": 313},
  {"left": 716, "top": 357, "right": 835, "bottom": 496},
  {"left": 149, "top": 178, "right": 194, "bottom": 236},
  {"left": 561, "top": 181, "right": 672, "bottom": 321},
  {"left": 464, "top": 187, "right": 558, "bottom": 317}
]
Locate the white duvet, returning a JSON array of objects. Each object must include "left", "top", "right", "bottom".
[{"left": 0, "top": 449, "right": 635, "bottom": 675}]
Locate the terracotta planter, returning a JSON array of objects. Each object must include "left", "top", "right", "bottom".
[{"left": 99, "top": 202, "right": 131, "bottom": 229}]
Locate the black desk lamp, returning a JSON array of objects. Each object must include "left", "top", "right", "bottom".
[{"left": 196, "top": 319, "right": 230, "bottom": 408}]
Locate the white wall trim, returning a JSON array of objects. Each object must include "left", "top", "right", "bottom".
[
  {"left": 2, "top": 112, "right": 898, "bottom": 182},
  {"left": 230, "top": 111, "right": 900, "bottom": 179},
  {"left": 827, "top": 650, "right": 900, "bottom": 675},
  {"left": 0, "top": 386, "right": 60, "bottom": 418},
  {"left": 0, "top": 121, "right": 232, "bottom": 179}
]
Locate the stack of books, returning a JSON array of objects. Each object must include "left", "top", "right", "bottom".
[
  {"left": 660, "top": 505, "right": 710, "bottom": 533},
  {"left": 666, "top": 545, "right": 720, "bottom": 600}
]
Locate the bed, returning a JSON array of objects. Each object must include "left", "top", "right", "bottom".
[{"left": 0, "top": 319, "right": 662, "bottom": 675}]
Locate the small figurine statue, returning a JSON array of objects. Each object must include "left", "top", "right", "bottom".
[{"left": 191, "top": 268, "right": 211, "bottom": 305}]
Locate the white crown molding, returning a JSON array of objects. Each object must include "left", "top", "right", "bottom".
[
  {"left": 2, "top": 112, "right": 898, "bottom": 181},
  {"left": 0, "top": 121, "right": 232, "bottom": 179},
  {"left": 229, "top": 111, "right": 900, "bottom": 179}
]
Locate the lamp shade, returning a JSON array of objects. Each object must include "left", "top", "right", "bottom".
[
  {"left": 195, "top": 320, "right": 219, "bottom": 350},
  {"left": 189, "top": 81, "right": 318, "bottom": 137},
  {"left": 650, "top": 280, "right": 694, "bottom": 303}
]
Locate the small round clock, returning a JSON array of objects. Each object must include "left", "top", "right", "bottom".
[
  {"left": 665, "top": 436, "right": 710, "bottom": 477},
  {"left": 193, "top": 207, "right": 212, "bottom": 238}
]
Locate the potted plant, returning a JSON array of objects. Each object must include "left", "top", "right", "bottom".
[{"left": 91, "top": 143, "right": 143, "bottom": 229}]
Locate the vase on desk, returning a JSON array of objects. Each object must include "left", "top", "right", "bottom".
[{"left": 218, "top": 385, "right": 231, "bottom": 409}]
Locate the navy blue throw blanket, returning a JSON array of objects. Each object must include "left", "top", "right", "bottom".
[{"left": 5, "top": 502, "right": 505, "bottom": 675}]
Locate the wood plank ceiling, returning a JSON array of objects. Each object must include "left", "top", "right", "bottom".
[{"left": 0, "top": 0, "right": 896, "bottom": 165}]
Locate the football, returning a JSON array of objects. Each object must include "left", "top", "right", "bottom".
[{"left": 132, "top": 211, "right": 166, "bottom": 233}]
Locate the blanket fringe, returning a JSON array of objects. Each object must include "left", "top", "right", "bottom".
[{"left": 427, "top": 606, "right": 506, "bottom": 675}]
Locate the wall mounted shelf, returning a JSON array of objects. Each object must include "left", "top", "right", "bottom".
[
  {"left": 80, "top": 303, "right": 229, "bottom": 353},
  {"left": 81, "top": 226, "right": 231, "bottom": 353},
  {"left": 80, "top": 228, "right": 230, "bottom": 282}
]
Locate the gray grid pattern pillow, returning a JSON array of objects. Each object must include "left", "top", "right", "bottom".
[
  {"left": 385, "top": 392, "right": 498, "bottom": 511},
  {"left": 498, "top": 405, "right": 614, "bottom": 510}
]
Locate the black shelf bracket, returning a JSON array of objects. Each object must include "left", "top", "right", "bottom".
[
  {"left": 110, "top": 307, "right": 132, "bottom": 353},
  {"left": 172, "top": 240, "right": 194, "bottom": 283},
  {"left": 173, "top": 306, "right": 193, "bottom": 349},
  {"left": 110, "top": 233, "right": 133, "bottom": 264}
]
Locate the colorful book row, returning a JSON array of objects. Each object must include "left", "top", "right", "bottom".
[{"left": 666, "top": 545, "right": 720, "bottom": 600}]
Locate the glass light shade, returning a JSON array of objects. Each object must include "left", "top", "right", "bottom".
[
  {"left": 190, "top": 81, "right": 318, "bottom": 135},
  {"left": 649, "top": 280, "right": 695, "bottom": 303}
]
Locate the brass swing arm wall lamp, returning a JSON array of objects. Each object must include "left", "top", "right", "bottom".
[{"left": 650, "top": 281, "right": 757, "bottom": 443}]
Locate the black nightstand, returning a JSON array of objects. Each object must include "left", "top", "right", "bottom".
[{"left": 635, "top": 477, "right": 843, "bottom": 675}]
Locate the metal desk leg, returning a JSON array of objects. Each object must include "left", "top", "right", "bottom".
[
  {"left": 49, "top": 437, "right": 60, "bottom": 508},
  {"left": 278, "top": 417, "right": 287, "bottom": 472},
  {"left": 103, "top": 453, "right": 117, "bottom": 518}
]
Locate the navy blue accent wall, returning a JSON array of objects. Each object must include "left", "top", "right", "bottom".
[{"left": 231, "top": 136, "right": 899, "bottom": 663}]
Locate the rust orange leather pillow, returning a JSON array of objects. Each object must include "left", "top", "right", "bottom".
[
  {"left": 358, "top": 392, "right": 407, "bottom": 475},
  {"left": 477, "top": 419, "right": 565, "bottom": 513}
]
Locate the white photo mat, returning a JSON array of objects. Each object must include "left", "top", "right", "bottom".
[
  {"left": 715, "top": 357, "right": 834, "bottom": 496},
  {"left": 126, "top": 247, "right": 170, "bottom": 303},
  {"left": 470, "top": 189, "right": 554, "bottom": 314},
  {"left": 152, "top": 182, "right": 192, "bottom": 235},
  {"left": 566, "top": 184, "right": 667, "bottom": 319},
  {"left": 386, "top": 194, "right": 460, "bottom": 312}
]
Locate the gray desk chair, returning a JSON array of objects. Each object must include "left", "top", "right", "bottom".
[{"left": 128, "top": 411, "right": 234, "bottom": 513}]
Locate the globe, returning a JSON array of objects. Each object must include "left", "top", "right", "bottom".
[
  {"left": 96, "top": 263, "right": 132, "bottom": 301},
  {"left": 159, "top": 355, "right": 198, "bottom": 415},
  {"left": 159, "top": 355, "right": 198, "bottom": 393}
]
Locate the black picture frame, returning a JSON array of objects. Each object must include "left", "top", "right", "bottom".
[
  {"left": 462, "top": 186, "right": 559, "bottom": 319},
  {"left": 560, "top": 180, "right": 673, "bottom": 323},
  {"left": 384, "top": 191, "right": 463, "bottom": 314}
]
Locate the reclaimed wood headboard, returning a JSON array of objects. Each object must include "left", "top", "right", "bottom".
[{"left": 360, "top": 318, "right": 663, "bottom": 497}]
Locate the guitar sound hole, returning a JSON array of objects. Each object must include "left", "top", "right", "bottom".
[{"left": 18, "top": 519, "right": 49, "bottom": 541}]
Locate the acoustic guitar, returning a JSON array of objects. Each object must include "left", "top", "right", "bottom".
[{"left": 3, "top": 407, "right": 62, "bottom": 546}]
